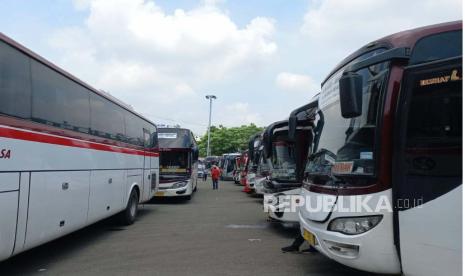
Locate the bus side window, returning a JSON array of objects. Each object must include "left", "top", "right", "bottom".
[{"left": 0, "top": 41, "right": 32, "bottom": 119}]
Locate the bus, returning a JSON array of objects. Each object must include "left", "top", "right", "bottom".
[
  {"left": 262, "top": 118, "right": 313, "bottom": 225},
  {"left": 296, "top": 21, "right": 462, "bottom": 275},
  {"left": 253, "top": 147, "right": 271, "bottom": 196},
  {"left": 0, "top": 33, "right": 159, "bottom": 261},
  {"left": 156, "top": 127, "right": 199, "bottom": 200},
  {"left": 244, "top": 132, "right": 263, "bottom": 193},
  {"left": 220, "top": 153, "right": 241, "bottom": 181}
]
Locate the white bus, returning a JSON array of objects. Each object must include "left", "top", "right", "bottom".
[
  {"left": 297, "top": 21, "right": 462, "bottom": 275},
  {"left": 0, "top": 33, "right": 159, "bottom": 262}
]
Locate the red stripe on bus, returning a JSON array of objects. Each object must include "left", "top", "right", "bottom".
[{"left": 0, "top": 126, "right": 159, "bottom": 157}]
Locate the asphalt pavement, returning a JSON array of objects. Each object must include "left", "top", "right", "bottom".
[{"left": 0, "top": 180, "right": 376, "bottom": 276}]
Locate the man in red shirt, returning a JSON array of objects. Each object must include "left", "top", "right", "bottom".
[{"left": 210, "top": 165, "right": 221, "bottom": 190}]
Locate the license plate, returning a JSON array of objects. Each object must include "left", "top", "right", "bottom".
[
  {"left": 155, "top": 191, "right": 165, "bottom": 197},
  {"left": 303, "top": 229, "right": 316, "bottom": 246}
]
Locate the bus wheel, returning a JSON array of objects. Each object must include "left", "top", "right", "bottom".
[
  {"left": 193, "top": 182, "right": 197, "bottom": 192},
  {"left": 120, "top": 189, "right": 139, "bottom": 225}
]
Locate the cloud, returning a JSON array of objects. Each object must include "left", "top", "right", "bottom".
[
  {"left": 50, "top": 0, "right": 277, "bottom": 134},
  {"left": 216, "top": 102, "right": 263, "bottom": 127},
  {"left": 276, "top": 72, "right": 320, "bottom": 93},
  {"left": 300, "top": 0, "right": 462, "bottom": 71}
]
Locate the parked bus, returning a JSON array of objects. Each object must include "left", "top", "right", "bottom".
[
  {"left": 233, "top": 156, "right": 241, "bottom": 184},
  {"left": 0, "top": 33, "right": 159, "bottom": 261},
  {"left": 156, "top": 127, "right": 199, "bottom": 200},
  {"left": 253, "top": 148, "right": 271, "bottom": 196},
  {"left": 204, "top": 155, "right": 219, "bottom": 170},
  {"left": 220, "top": 153, "right": 241, "bottom": 181},
  {"left": 238, "top": 151, "right": 249, "bottom": 189},
  {"left": 296, "top": 21, "right": 462, "bottom": 275},
  {"left": 262, "top": 118, "right": 313, "bottom": 225},
  {"left": 244, "top": 132, "right": 264, "bottom": 193}
]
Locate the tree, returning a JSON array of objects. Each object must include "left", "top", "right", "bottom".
[{"left": 197, "top": 124, "right": 264, "bottom": 157}]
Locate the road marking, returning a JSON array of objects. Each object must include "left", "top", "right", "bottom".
[{"left": 225, "top": 224, "right": 268, "bottom": 229}]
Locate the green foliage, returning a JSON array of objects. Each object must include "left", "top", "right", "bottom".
[{"left": 197, "top": 124, "right": 264, "bottom": 157}]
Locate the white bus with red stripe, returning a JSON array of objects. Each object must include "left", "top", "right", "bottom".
[{"left": 0, "top": 33, "right": 159, "bottom": 262}]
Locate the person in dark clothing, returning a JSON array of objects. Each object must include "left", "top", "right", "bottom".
[
  {"left": 281, "top": 235, "right": 318, "bottom": 253},
  {"left": 202, "top": 170, "right": 207, "bottom": 181}
]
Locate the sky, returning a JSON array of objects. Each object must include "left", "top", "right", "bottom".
[{"left": 0, "top": 0, "right": 462, "bottom": 136}]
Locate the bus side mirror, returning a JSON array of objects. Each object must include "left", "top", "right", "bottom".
[
  {"left": 339, "top": 72, "right": 363, "bottom": 118},
  {"left": 288, "top": 115, "right": 297, "bottom": 141}
]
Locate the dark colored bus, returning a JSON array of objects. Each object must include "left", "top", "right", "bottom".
[{"left": 156, "top": 127, "right": 199, "bottom": 200}]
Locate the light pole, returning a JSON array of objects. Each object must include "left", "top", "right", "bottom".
[{"left": 205, "top": 95, "right": 217, "bottom": 156}]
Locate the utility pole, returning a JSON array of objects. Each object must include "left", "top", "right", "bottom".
[{"left": 205, "top": 95, "right": 217, "bottom": 156}]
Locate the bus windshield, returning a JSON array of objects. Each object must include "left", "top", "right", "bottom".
[
  {"left": 271, "top": 141, "right": 297, "bottom": 181},
  {"left": 306, "top": 50, "right": 390, "bottom": 186},
  {"left": 160, "top": 151, "right": 189, "bottom": 174}
]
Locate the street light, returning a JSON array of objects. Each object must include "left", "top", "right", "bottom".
[{"left": 205, "top": 95, "right": 217, "bottom": 156}]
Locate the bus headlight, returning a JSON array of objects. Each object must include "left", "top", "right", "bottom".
[
  {"left": 328, "top": 216, "right": 382, "bottom": 235},
  {"left": 171, "top": 181, "right": 188, "bottom": 189}
]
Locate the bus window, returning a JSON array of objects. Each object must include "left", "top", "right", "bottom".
[
  {"left": 0, "top": 41, "right": 32, "bottom": 119},
  {"left": 90, "top": 93, "right": 125, "bottom": 141},
  {"left": 31, "top": 60, "right": 91, "bottom": 133}
]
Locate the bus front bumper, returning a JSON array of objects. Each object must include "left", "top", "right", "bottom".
[
  {"left": 298, "top": 190, "right": 401, "bottom": 274},
  {"left": 155, "top": 180, "right": 192, "bottom": 197}
]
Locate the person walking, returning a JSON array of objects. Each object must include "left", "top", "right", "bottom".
[
  {"left": 211, "top": 165, "right": 221, "bottom": 190},
  {"left": 202, "top": 167, "right": 208, "bottom": 181}
]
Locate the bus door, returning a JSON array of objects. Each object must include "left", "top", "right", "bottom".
[
  {"left": 393, "top": 58, "right": 462, "bottom": 275},
  {"left": 143, "top": 128, "right": 155, "bottom": 200}
]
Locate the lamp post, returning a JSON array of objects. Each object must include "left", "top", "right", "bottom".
[{"left": 205, "top": 95, "right": 217, "bottom": 156}]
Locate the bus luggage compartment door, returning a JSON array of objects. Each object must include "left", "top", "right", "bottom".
[
  {"left": 25, "top": 171, "right": 90, "bottom": 250},
  {"left": 0, "top": 173, "right": 20, "bottom": 261}
]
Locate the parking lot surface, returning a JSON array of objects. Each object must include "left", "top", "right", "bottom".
[{"left": 0, "top": 180, "right": 374, "bottom": 276}]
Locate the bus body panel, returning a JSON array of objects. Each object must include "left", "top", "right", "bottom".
[
  {"left": 126, "top": 169, "right": 144, "bottom": 201},
  {"left": 0, "top": 173, "right": 19, "bottom": 261},
  {"left": 399, "top": 186, "right": 462, "bottom": 276},
  {"left": 299, "top": 189, "right": 401, "bottom": 274},
  {"left": 25, "top": 171, "right": 90, "bottom": 251},
  {"left": 88, "top": 170, "right": 125, "bottom": 224},
  {"left": 13, "top": 173, "right": 30, "bottom": 256},
  {"left": 0, "top": 126, "right": 147, "bottom": 172}
]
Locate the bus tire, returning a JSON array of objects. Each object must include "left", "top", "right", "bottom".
[
  {"left": 120, "top": 188, "right": 139, "bottom": 225},
  {"left": 193, "top": 182, "right": 197, "bottom": 192}
]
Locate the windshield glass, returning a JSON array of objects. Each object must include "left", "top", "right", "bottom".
[
  {"left": 306, "top": 49, "right": 389, "bottom": 186},
  {"left": 160, "top": 151, "right": 189, "bottom": 174},
  {"left": 158, "top": 129, "right": 192, "bottom": 148},
  {"left": 271, "top": 141, "right": 297, "bottom": 181}
]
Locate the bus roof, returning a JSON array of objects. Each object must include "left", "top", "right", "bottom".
[
  {"left": 323, "top": 20, "right": 462, "bottom": 85},
  {"left": 0, "top": 32, "right": 156, "bottom": 127}
]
